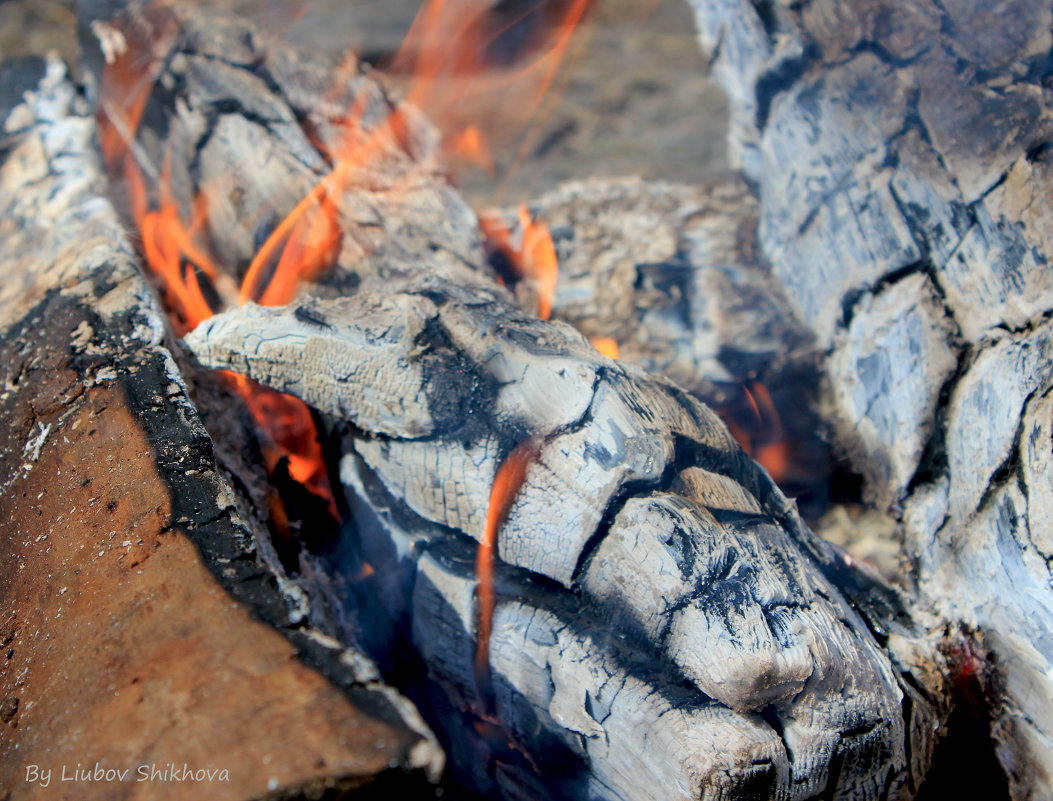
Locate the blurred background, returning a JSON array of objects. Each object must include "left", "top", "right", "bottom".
[{"left": 0, "top": 0, "right": 730, "bottom": 204}]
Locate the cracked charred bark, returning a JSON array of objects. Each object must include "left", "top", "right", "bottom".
[
  {"left": 689, "top": 0, "right": 1053, "bottom": 795},
  {"left": 186, "top": 281, "right": 944, "bottom": 801}
]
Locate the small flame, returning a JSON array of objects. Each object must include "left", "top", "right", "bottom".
[
  {"left": 590, "top": 337, "right": 619, "bottom": 359},
  {"left": 475, "top": 438, "right": 540, "bottom": 683},
  {"left": 725, "top": 381, "right": 790, "bottom": 484},
  {"left": 239, "top": 174, "right": 344, "bottom": 307},
  {"left": 449, "top": 124, "right": 494, "bottom": 174},
  {"left": 480, "top": 205, "right": 558, "bottom": 320},
  {"left": 230, "top": 372, "right": 339, "bottom": 520}
]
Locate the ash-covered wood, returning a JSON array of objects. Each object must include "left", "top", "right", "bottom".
[
  {"left": 70, "top": 2, "right": 957, "bottom": 798},
  {"left": 0, "top": 55, "right": 440, "bottom": 800},
  {"left": 480, "top": 176, "right": 840, "bottom": 511},
  {"left": 482, "top": 177, "right": 811, "bottom": 394},
  {"left": 690, "top": 0, "right": 1053, "bottom": 793},
  {"left": 186, "top": 282, "right": 945, "bottom": 801},
  {"left": 88, "top": 0, "right": 486, "bottom": 301}
]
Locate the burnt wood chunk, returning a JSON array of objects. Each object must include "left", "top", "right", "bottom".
[
  {"left": 186, "top": 285, "right": 943, "bottom": 801},
  {"left": 0, "top": 57, "right": 440, "bottom": 800},
  {"left": 690, "top": 0, "right": 1053, "bottom": 793},
  {"left": 483, "top": 177, "right": 813, "bottom": 395},
  {"left": 480, "top": 176, "right": 838, "bottom": 516}
]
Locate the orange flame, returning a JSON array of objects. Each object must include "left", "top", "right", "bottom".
[
  {"left": 726, "top": 381, "right": 790, "bottom": 484},
  {"left": 590, "top": 337, "right": 619, "bottom": 359},
  {"left": 480, "top": 206, "right": 558, "bottom": 320},
  {"left": 239, "top": 172, "right": 345, "bottom": 307},
  {"left": 388, "top": 0, "right": 595, "bottom": 178},
  {"left": 475, "top": 438, "right": 540, "bottom": 680},
  {"left": 96, "top": 0, "right": 593, "bottom": 532},
  {"left": 98, "top": 27, "right": 339, "bottom": 527},
  {"left": 748, "top": 382, "right": 790, "bottom": 483},
  {"left": 449, "top": 124, "right": 494, "bottom": 174}
]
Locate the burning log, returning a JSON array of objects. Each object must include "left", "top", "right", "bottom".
[
  {"left": 0, "top": 0, "right": 958, "bottom": 798},
  {"left": 186, "top": 282, "right": 946, "bottom": 800},
  {"left": 0, "top": 53, "right": 440, "bottom": 799},
  {"left": 477, "top": 176, "right": 835, "bottom": 501},
  {"left": 689, "top": 0, "right": 1053, "bottom": 794}
]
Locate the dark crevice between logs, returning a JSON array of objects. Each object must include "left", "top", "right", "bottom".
[
  {"left": 903, "top": 328, "right": 970, "bottom": 506},
  {"left": 753, "top": 42, "right": 816, "bottom": 131},
  {"left": 972, "top": 392, "right": 1032, "bottom": 522},
  {"left": 836, "top": 259, "right": 932, "bottom": 335},
  {"left": 99, "top": 316, "right": 416, "bottom": 730},
  {"left": 843, "top": 39, "right": 933, "bottom": 72},
  {"left": 914, "top": 636, "right": 1011, "bottom": 801}
]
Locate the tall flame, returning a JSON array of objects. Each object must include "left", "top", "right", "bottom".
[
  {"left": 98, "top": 19, "right": 339, "bottom": 525},
  {"left": 389, "top": 0, "right": 594, "bottom": 178}
]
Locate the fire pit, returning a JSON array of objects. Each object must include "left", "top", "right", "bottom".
[{"left": 3, "top": 0, "right": 1050, "bottom": 799}]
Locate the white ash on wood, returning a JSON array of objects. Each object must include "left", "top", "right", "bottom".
[
  {"left": 690, "top": 0, "right": 1053, "bottom": 794},
  {"left": 185, "top": 285, "right": 946, "bottom": 801},
  {"left": 479, "top": 176, "right": 840, "bottom": 517},
  {"left": 480, "top": 177, "right": 813, "bottom": 395},
  {"left": 71, "top": 1, "right": 958, "bottom": 798}
]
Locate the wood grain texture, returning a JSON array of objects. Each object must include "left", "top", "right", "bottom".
[
  {"left": 482, "top": 176, "right": 814, "bottom": 396},
  {"left": 72, "top": 3, "right": 950, "bottom": 796}
]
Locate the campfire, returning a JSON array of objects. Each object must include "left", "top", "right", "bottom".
[{"left": 4, "top": 0, "right": 1050, "bottom": 799}]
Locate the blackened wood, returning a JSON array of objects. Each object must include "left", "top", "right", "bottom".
[{"left": 79, "top": 2, "right": 951, "bottom": 798}]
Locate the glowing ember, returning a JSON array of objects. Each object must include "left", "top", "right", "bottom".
[{"left": 475, "top": 438, "right": 540, "bottom": 685}]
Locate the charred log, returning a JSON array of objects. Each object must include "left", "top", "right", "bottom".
[
  {"left": 689, "top": 0, "right": 1053, "bottom": 794},
  {"left": 185, "top": 281, "right": 946, "bottom": 801},
  {"left": 479, "top": 176, "right": 840, "bottom": 517}
]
